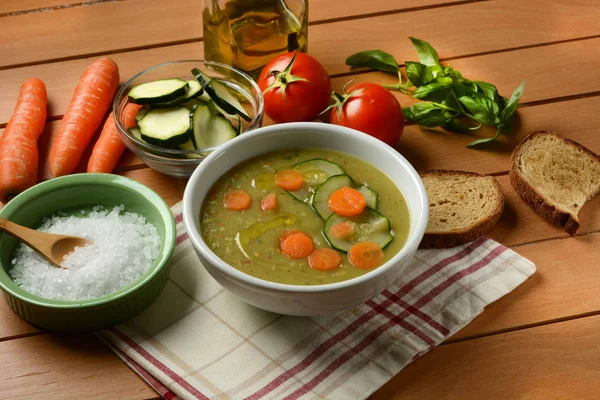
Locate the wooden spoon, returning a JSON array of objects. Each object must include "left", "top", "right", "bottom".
[{"left": 0, "top": 217, "right": 91, "bottom": 269}]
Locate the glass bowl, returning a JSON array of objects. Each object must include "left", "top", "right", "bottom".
[{"left": 113, "top": 60, "right": 264, "bottom": 177}]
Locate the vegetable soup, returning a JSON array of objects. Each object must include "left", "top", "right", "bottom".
[{"left": 200, "top": 149, "right": 410, "bottom": 285}]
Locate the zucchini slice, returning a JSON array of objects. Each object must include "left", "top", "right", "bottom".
[
  {"left": 178, "top": 140, "right": 203, "bottom": 159},
  {"left": 287, "top": 159, "right": 345, "bottom": 203},
  {"left": 135, "top": 106, "right": 149, "bottom": 122},
  {"left": 128, "top": 79, "right": 189, "bottom": 105},
  {"left": 323, "top": 208, "right": 394, "bottom": 253},
  {"left": 311, "top": 174, "right": 354, "bottom": 220},
  {"left": 357, "top": 185, "right": 378, "bottom": 210},
  {"left": 138, "top": 106, "right": 191, "bottom": 147},
  {"left": 191, "top": 68, "right": 252, "bottom": 122},
  {"left": 128, "top": 127, "right": 144, "bottom": 142},
  {"left": 192, "top": 103, "right": 238, "bottom": 153}
]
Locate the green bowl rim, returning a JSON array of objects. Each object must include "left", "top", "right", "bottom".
[{"left": 0, "top": 173, "right": 176, "bottom": 309}]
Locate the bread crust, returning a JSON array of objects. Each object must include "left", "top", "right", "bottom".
[
  {"left": 419, "top": 170, "right": 505, "bottom": 249},
  {"left": 509, "top": 131, "right": 600, "bottom": 236}
]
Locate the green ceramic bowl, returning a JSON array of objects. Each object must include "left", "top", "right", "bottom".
[{"left": 0, "top": 174, "right": 176, "bottom": 332}]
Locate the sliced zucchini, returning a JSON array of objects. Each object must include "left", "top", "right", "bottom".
[
  {"left": 128, "top": 127, "right": 144, "bottom": 142},
  {"left": 191, "top": 68, "right": 252, "bottom": 122},
  {"left": 135, "top": 106, "right": 149, "bottom": 122},
  {"left": 323, "top": 208, "right": 394, "bottom": 253},
  {"left": 138, "top": 106, "right": 191, "bottom": 147},
  {"left": 357, "top": 185, "right": 378, "bottom": 210},
  {"left": 192, "top": 103, "right": 238, "bottom": 152},
  {"left": 178, "top": 139, "right": 203, "bottom": 159},
  {"left": 183, "top": 98, "right": 208, "bottom": 111},
  {"left": 311, "top": 174, "right": 354, "bottom": 220},
  {"left": 128, "top": 79, "right": 188, "bottom": 105},
  {"left": 287, "top": 159, "right": 345, "bottom": 203}
]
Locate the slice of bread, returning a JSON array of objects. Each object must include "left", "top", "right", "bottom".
[
  {"left": 419, "top": 170, "right": 505, "bottom": 249},
  {"left": 510, "top": 131, "right": 600, "bottom": 235}
]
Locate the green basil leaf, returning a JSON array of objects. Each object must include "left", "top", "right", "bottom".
[
  {"left": 442, "top": 90, "right": 464, "bottom": 113},
  {"left": 466, "top": 125, "right": 505, "bottom": 147},
  {"left": 409, "top": 37, "right": 440, "bottom": 66},
  {"left": 413, "top": 109, "right": 455, "bottom": 127},
  {"left": 474, "top": 81, "right": 498, "bottom": 101},
  {"left": 412, "top": 79, "right": 453, "bottom": 102},
  {"left": 443, "top": 117, "right": 476, "bottom": 133},
  {"left": 403, "top": 103, "right": 455, "bottom": 127},
  {"left": 345, "top": 50, "right": 400, "bottom": 73},
  {"left": 405, "top": 62, "right": 427, "bottom": 87},
  {"left": 402, "top": 102, "right": 438, "bottom": 120},
  {"left": 499, "top": 81, "right": 526, "bottom": 123},
  {"left": 459, "top": 93, "right": 499, "bottom": 125},
  {"left": 444, "top": 66, "right": 463, "bottom": 82}
]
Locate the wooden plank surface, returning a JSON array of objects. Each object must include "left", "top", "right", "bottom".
[
  {"left": 5, "top": 312, "right": 600, "bottom": 400},
  {"left": 3, "top": 34, "right": 600, "bottom": 127},
  {"left": 1, "top": 0, "right": 600, "bottom": 398},
  {"left": 373, "top": 314, "right": 600, "bottom": 399},
  {"left": 2, "top": 0, "right": 598, "bottom": 70},
  {"left": 0, "top": 333, "right": 158, "bottom": 400},
  {"left": 0, "top": 0, "right": 101, "bottom": 15}
]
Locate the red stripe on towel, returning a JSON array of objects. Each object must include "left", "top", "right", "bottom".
[{"left": 110, "top": 328, "right": 209, "bottom": 400}]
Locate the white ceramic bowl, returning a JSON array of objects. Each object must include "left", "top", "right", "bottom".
[{"left": 182, "top": 122, "right": 428, "bottom": 316}]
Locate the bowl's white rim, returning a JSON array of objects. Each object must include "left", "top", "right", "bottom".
[{"left": 183, "top": 122, "right": 429, "bottom": 294}]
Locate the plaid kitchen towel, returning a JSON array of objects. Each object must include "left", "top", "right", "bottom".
[{"left": 98, "top": 201, "right": 536, "bottom": 400}]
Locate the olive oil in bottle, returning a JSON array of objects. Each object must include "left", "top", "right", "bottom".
[{"left": 203, "top": 0, "right": 308, "bottom": 79}]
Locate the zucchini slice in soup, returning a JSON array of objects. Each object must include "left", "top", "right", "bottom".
[
  {"left": 357, "top": 185, "right": 378, "bottom": 209},
  {"left": 312, "top": 174, "right": 354, "bottom": 219},
  {"left": 287, "top": 159, "right": 345, "bottom": 203},
  {"left": 128, "top": 78, "right": 189, "bottom": 105},
  {"left": 312, "top": 175, "right": 380, "bottom": 220},
  {"left": 324, "top": 208, "right": 394, "bottom": 253},
  {"left": 138, "top": 106, "right": 191, "bottom": 146}
]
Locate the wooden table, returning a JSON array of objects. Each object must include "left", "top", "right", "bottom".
[{"left": 1, "top": 0, "right": 600, "bottom": 398}]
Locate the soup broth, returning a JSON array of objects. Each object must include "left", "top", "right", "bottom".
[{"left": 200, "top": 149, "right": 410, "bottom": 285}]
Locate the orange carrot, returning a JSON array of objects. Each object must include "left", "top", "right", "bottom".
[
  {"left": 281, "top": 231, "right": 314, "bottom": 259},
  {"left": 260, "top": 192, "right": 277, "bottom": 211},
  {"left": 275, "top": 169, "right": 304, "bottom": 190},
  {"left": 224, "top": 190, "right": 252, "bottom": 210},
  {"left": 309, "top": 248, "right": 342, "bottom": 270},
  {"left": 348, "top": 242, "right": 384, "bottom": 269},
  {"left": 48, "top": 57, "right": 120, "bottom": 177},
  {"left": 0, "top": 78, "right": 47, "bottom": 202},
  {"left": 328, "top": 186, "right": 367, "bottom": 216},
  {"left": 279, "top": 229, "right": 301, "bottom": 250},
  {"left": 87, "top": 103, "right": 141, "bottom": 173},
  {"left": 329, "top": 222, "right": 354, "bottom": 240}
]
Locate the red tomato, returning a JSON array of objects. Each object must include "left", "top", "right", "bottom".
[
  {"left": 258, "top": 52, "right": 332, "bottom": 123},
  {"left": 329, "top": 83, "right": 404, "bottom": 146}
]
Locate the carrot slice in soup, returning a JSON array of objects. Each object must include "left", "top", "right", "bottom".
[
  {"left": 279, "top": 230, "right": 300, "bottom": 250},
  {"left": 281, "top": 232, "right": 314, "bottom": 259},
  {"left": 309, "top": 248, "right": 342, "bottom": 270},
  {"left": 348, "top": 242, "right": 384, "bottom": 269},
  {"left": 329, "top": 222, "right": 354, "bottom": 240},
  {"left": 328, "top": 186, "right": 367, "bottom": 216},
  {"left": 275, "top": 169, "right": 304, "bottom": 190},
  {"left": 223, "top": 190, "right": 252, "bottom": 210},
  {"left": 260, "top": 192, "right": 277, "bottom": 211}
]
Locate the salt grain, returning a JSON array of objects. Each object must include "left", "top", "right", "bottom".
[{"left": 9, "top": 205, "right": 161, "bottom": 301}]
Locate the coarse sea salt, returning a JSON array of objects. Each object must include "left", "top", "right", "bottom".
[{"left": 9, "top": 205, "right": 161, "bottom": 301}]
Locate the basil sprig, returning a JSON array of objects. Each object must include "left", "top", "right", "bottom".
[{"left": 345, "top": 37, "right": 525, "bottom": 148}]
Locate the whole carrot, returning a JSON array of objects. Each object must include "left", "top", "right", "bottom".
[
  {"left": 49, "top": 57, "right": 119, "bottom": 177},
  {"left": 87, "top": 103, "right": 141, "bottom": 173},
  {"left": 0, "top": 78, "right": 47, "bottom": 202}
]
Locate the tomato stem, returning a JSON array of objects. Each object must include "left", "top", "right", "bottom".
[{"left": 262, "top": 51, "right": 310, "bottom": 102}]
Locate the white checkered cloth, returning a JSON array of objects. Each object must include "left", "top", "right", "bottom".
[{"left": 98, "top": 201, "right": 535, "bottom": 400}]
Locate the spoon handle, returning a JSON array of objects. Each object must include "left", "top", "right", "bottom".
[{"left": 0, "top": 217, "right": 56, "bottom": 264}]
